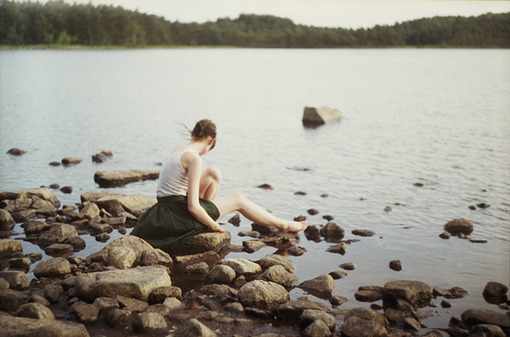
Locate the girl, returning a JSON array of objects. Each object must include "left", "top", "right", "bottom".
[{"left": 131, "top": 119, "right": 307, "bottom": 251}]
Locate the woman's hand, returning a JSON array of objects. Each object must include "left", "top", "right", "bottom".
[{"left": 210, "top": 223, "right": 226, "bottom": 233}]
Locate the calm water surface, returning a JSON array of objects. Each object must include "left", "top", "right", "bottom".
[{"left": 1, "top": 48, "right": 509, "bottom": 330}]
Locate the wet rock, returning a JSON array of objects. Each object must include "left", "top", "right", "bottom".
[
  {"left": 60, "top": 186, "right": 73, "bottom": 194},
  {"left": 355, "top": 286, "right": 384, "bottom": 302},
  {"left": 329, "top": 270, "right": 347, "bottom": 279},
  {"left": 140, "top": 248, "right": 173, "bottom": 268},
  {"left": 44, "top": 243, "right": 74, "bottom": 254},
  {"left": 342, "top": 307, "right": 388, "bottom": 337},
  {"left": 171, "top": 231, "right": 231, "bottom": 255},
  {"left": 300, "top": 309, "right": 336, "bottom": 332},
  {"left": 327, "top": 242, "right": 346, "bottom": 254},
  {"left": 44, "top": 284, "right": 64, "bottom": 303},
  {"left": 298, "top": 274, "right": 335, "bottom": 299},
  {"left": 384, "top": 206, "right": 392, "bottom": 212},
  {"left": 352, "top": 229, "right": 375, "bottom": 237},
  {"left": 205, "top": 264, "right": 236, "bottom": 285},
  {"left": 184, "top": 262, "right": 210, "bottom": 278},
  {"left": 404, "top": 317, "right": 422, "bottom": 331},
  {"left": 0, "top": 209, "right": 15, "bottom": 231},
  {"left": 80, "top": 203, "right": 101, "bottom": 219},
  {"left": 106, "top": 246, "right": 137, "bottom": 269},
  {"left": 0, "top": 288, "right": 26, "bottom": 313},
  {"left": 16, "top": 302, "right": 55, "bottom": 319},
  {"left": 72, "top": 301, "right": 99, "bottom": 323},
  {"left": 75, "top": 265, "right": 171, "bottom": 302},
  {"left": 258, "top": 265, "right": 298, "bottom": 288},
  {"left": 302, "top": 106, "right": 342, "bottom": 127},
  {"left": 320, "top": 222, "right": 344, "bottom": 240},
  {"left": 7, "top": 148, "right": 25, "bottom": 156},
  {"left": 383, "top": 280, "right": 432, "bottom": 307},
  {"left": 275, "top": 299, "right": 329, "bottom": 320},
  {"left": 12, "top": 208, "right": 36, "bottom": 222},
  {"left": 461, "top": 308, "right": 510, "bottom": 329},
  {"left": 0, "top": 239, "right": 23, "bottom": 258},
  {"left": 471, "top": 324, "right": 506, "bottom": 337},
  {"left": 38, "top": 223, "right": 79, "bottom": 247},
  {"left": 389, "top": 260, "right": 402, "bottom": 271},
  {"left": 441, "top": 299, "right": 452, "bottom": 308},
  {"left": 222, "top": 258, "right": 262, "bottom": 278},
  {"left": 93, "top": 296, "right": 119, "bottom": 312},
  {"left": 302, "top": 319, "right": 332, "bottom": 337},
  {"left": 95, "top": 233, "right": 110, "bottom": 242},
  {"left": 174, "top": 318, "right": 217, "bottom": 337},
  {"left": 330, "top": 295, "right": 348, "bottom": 307},
  {"left": 49, "top": 161, "right": 61, "bottom": 166},
  {"left": 173, "top": 251, "right": 221, "bottom": 269},
  {"left": 339, "top": 262, "right": 356, "bottom": 270},
  {"left": 287, "top": 245, "right": 306, "bottom": 256},
  {"left": 22, "top": 220, "right": 47, "bottom": 234},
  {"left": 243, "top": 239, "right": 267, "bottom": 253},
  {"left": 444, "top": 218, "right": 473, "bottom": 236},
  {"left": 0, "top": 312, "right": 90, "bottom": 336},
  {"left": 257, "top": 183, "right": 274, "bottom": 190},
  {"left": 82, "top": 192, "right": 156, "bottom": 217},
  {"left": 259, "top": 254, "right": 295, "bottom": 273},
  {"left": 34, "top": 257, "right": 71, "bottom": 279},
  {"left": 251, "top": 222, "right": 279, "bottom": 236},
  {"left": 228, "top": 213, "right": 241, "bottom": 226},
  {"left": 91, "top": 235, "right": 155, "bottom": 268},
  {"left": 31, "top": 199, "right": 57, "bottom": 216},
  {"left": 196, "top": 284, "right": 239, "bottom": 305},
  {"left": 107, "top": 308, "right": 132, "bottom": 328},
  {"left": 92, "top": 150, "right": 113, "bottom": 163},
  {"left": 322, "top": 214, "right": 334, "bottom": 221},
  {"left": 148, "top": 286, "right": 182, "bottom": 304},
  {"left": 101, "top": 216, "right": 127, "bottom": 226},
  {"left": 445, "top": 286, "right": 469, "bottom": 299},
  {"left": 238, "top": 230, "right": 260, "bottom": 238},
  {"left": 0, "top": 270, "right": 29, "bottom": 290},
  {"left": 117, "top": 295, "right": 149, "bottom": 312},
  {"left": 439, "top": 231, "right": 451, "bottom": 239},
  {"left": 132, "top": 312, "right": 167, "bottom": 334},
  {"left": 238, "top": 280, "right": 289, "bottom": 309},
  {"left": 62, "top": 157, "right": 82, "bottom": 166},
  {"left": 476, "top": 203, "right": 490, "bottom": 209},
  {"left": 307, "top": 208, "right": 319, "bottom": 216},
  {"left": 94, "top": 169, "right": 160, "bottom": 188},
  {"left": 483, "top": 281, "right": 508, "bottom": 304}
]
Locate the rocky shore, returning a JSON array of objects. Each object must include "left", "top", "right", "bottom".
[{"left": 0, "top": 187, "right": 509, "bottom": 337}]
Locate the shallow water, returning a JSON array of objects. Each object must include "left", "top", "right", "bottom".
[{"left": 0, "top": 48, "right": 509, "bottom": 330}]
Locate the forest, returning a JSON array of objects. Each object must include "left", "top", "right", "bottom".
[{"left": 1, "top": 0, "right": 509, "bottom": 48}]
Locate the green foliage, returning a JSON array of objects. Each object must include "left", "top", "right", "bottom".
[{"left": 1, "top": 0, "right": 509, "bottom": 47}]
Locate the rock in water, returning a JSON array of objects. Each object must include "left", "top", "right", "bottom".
[
  {"left": 0, "top": 313, "right": 90, "bottom": 336},
  {"left": 298, "top": 274, "right": 335, "bottom": 299},
  {"left": 444, "top": 218, "right": 473, "bottom": 235},
  {"left": 238, "top": 280, "right": 289, "bottom": 309},
  {"left": 383, "top": 280, "right": 432, "bottom": 307},
  {"left": 302, "top": 106, "right": 343, "bottom": 127}
]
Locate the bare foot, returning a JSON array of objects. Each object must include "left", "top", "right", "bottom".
[{"left": 280, "top": 220, "right": 308, "bottom": 233}]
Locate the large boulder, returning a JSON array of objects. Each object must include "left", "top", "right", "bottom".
[
  {"left": 75, "top": 265, "right": 171, "bottom": 302},
  {"left": 238, "top": 280, "right": 289, "bottom": 309},
  {"left": 302, "top": 106, "right": 343, "bottom": 127},
  {"left": 171, "top": 231, "right": 231, "bottom": 255},
  {"left": 0, "top": 312, "right": 90, "bottom": 336},
  {"left": 94, "top": 169, "right": 160, "bottom": 188},
  {"left": 383, "top": 280, "right": 432, "bottom": 307}
]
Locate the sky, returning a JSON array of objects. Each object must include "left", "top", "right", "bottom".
[{"left": 55, "top": 0, "right": 510, "bottom": 28}]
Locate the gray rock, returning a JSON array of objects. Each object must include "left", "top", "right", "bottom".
[
  {"left": 44, "top": 243, "right": 74, "bottom": 254},
  {"left": 0, "top": 187, "right": 60, "bottom": 209},
  {"left": 355, "top": 286, "right": 384, "bottom": 302},
  {"left": 383, "top": 280, "right": 432, "bottom": 307},
  {"left": 16, "top": 302, "right": 55, "bottom": 319},
  {"left": 238, "top": 280, "right": 289, "bottom": 309},
  {"left": 31, "top": 199, "right": 58, "bottom": 216},
  {"left": 34, "top": 257, "right": 71, "bottom": 279},
  {"left": 444, "top": 218, "right": 474, "bottom": 235},
  {"left": 320, "top": 222, "right": 345, "bottom": 240},
  {"left": 275, "top": 299, "right": 329, "bottom": 320},
  {"left": 106, "top": 246, "right": 137, "bottom": 269},
  {"left": 22, "top": 220, "right": 47, "bottom": 234},
  {"left": 38, "top": 223, "right": 79, "bottom": 247},
  {"left": 75, "top": 265, "right": 171, "bottom": 302},
  {"left": 94, "top": 169, "right": 160, "bottom": 188},
  {"left": 163, "top": 297, "right": 182, "bottom": 311},
  {"left": 222, "top": 258, "right": 262, "bottom": 278},
  {"left": 0, "top": 239, "right": 23, "bottom": 258},
  {"left": 301, "top": 319, "right": 332, "bottom": 337},
  {"left": 300, "top": 309, "right": 336, "bottom": 332},
  {"left": 172, "top": 231, "right": 231, "bottom": 255},
  {"left": 0, "top": 209, "right": 15, "bottom": 231},
  {"left": 116, "top": 295, "right": 149, "bottom": 312},
  {"left": 242, "top": 239, "right": 267, "bottom": 253},
  {"left": 106, "top": 308, "right": 132, "bottom": 328},
  {"left": 91, "top": 235, "right": 155, "bottom": 268},
  {"left": 461, "top": 308, "right": 510, "bottom": 328},
  {"left": 0, "top": 312, "right": 90, "bottom": 336},
  {"left": 174, "top": 318, "right": 217, "bottom": 337},
  {"left": 298, "top": 274, "right": 335, "bottom": 299},
  {"left": 184, "top": 262, "right": 210, "bottom": 278},
  {"left": 140, "top": 248, "right": 173, "bottom": 268},
  {"left": 132, "top": 312, "right": 167, "bottom": 334},
  {"left": 71, "top": 301, "right": 100, "bottom": 323},
  {"left": 259, "top": 254, "right": 295, "bottom": 273},
  {"left": 93, "top": 296, "right": 119, "bottom": 312},
  {"left": 258, "top": 265, "right": 298, "bottom": 288},
  {"left": 79, "top": 203, "right": 101, "bottom": 219},
  {"left": 0, "top": 270, "right": 29, "bottom": 290},
  {"left": 205, "top": 264, "right": 236, "bottom": 285}
]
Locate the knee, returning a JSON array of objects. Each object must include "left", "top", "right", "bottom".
[{"left": 205, "top": 166, "right": 222, "bottom": 183}]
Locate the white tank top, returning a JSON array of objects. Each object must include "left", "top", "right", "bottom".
[{"left": 157, "top": 148, "right": 197, "bottom": 198}]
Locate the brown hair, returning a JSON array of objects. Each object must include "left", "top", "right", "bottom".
[{"left": 191, "top": 119, "right": 217, "bottom": 140}]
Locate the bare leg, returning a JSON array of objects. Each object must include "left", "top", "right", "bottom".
[
  {"left": 199, "top": 166, "right": 222, "bottom": 200},
  {"left": 214, "top": 192, "right": 307, "bottom": 233}
]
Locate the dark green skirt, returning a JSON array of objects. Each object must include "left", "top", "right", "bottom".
[{"left": 130, "top": 195, "right": 219, "bottom": 252}]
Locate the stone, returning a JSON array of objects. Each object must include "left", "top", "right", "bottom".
[
  {"left": 259, "top": 254, "right": 295, "bottom": 273},
  {"left": 238, "top": 280, "right": 289, "bottom": 309},
  {"left": 60, "top": 186, "right": 73, "bottom": 194},
  {"left": 92, "top": 150, "right": 113, "bottom": 163},
  {"left": 302, "top": 319, "right": 332, "bottom": 337},
  {"left": 320, "top": 222, "right": 344, "bottom": 240},
  {"left": 339, "top": 262, "right": 356, "bottom": 270},
  {"left": 71, "top": 301, "right": 100, "bottom": 323},
  {"left": 275, "top": 299, "right": 329, "bottom": 320},
  {"left": 22, "top": 220, "right": 47, "bottom": 234},
  {"left": 461, "top": 308, "right": 510, "bottom": 328},
  {"left": 0, "top": 209, "right": 15, "bottom": 231},
  {"left": 327, "top": 242, "right": 346, "bottom": 254},
  {"left": 383, "top": 280, "right": 432, "bottom": 307},
  {"left": 298, "top": 274, "right": 335, "bottom": 299},
  {"left": 93, "top": 296, "right": 119, "bottom": 312},
  {"left": 62, "top": 157, "right": 82, "bottom": 165},
  {"left": 342, "top": 307, "right": 388, "bottom": 337},
  {"left": 7, "top": 148, "right": 25, "bottom": 155},
  {"left": 302, "top": 106, "right": 342, "bottom": 127},
  {"left": 0, "top": 312, "right": 90, "bottom": 336},
  {"left": 243, "top": 239, "right": 267, "bottom": 253},
  {"left": 79, "top": 203, "right": 101, "bottom": 219},
  {"left": 258, "top": 265, "right": 298, "bottom": 288},
  {"left": 0, "top": 288, "right": 26, "bottom": 313},
  {"left": 483, "top": 281, "right": 508, "bottom": 303},
  {"left": 355, "top": 288, "right": 384, "bottom": 302},
  {"left": 352, "top": 229, "right": 375, "bottom": 237},
  {"left": 132, "top": 312, "right": 167, "bottom": 334},
  {"left": 38, "top": 223, "right": 79, "bottom": 247},
  {"left": 106, "top": 246, "right": 137, "bottom": 269},
  {"left": 44, "top": 284, "right": 64, "bottom": 303},
  {"left": 389, "top": 260, "right": 402, "bottom": 271},
  {"left": 184, "top": 262, "right": 210, "bottom": 278},
  {"left": 16, "top": 302, "right": 55, "bottom": 319},
  {"left": 174, "top": 318, "right": 217, "bottom": 337},
  {"left": 171, "top": 231, "right": 231, "bottom": 255},
  {"left": 140, "top": 248, "right": 173, "bottom": 268},
  {"left": 31, "top": 199, "right": 57, "bottom": 216},
  {"left": 0, "top": 270, "right": 29, "bottom": 290},
  {"left": 0, "top": 239, "right": 23, "bottom": 258},
  {"left": 44, "top": 243, "right": 74, "bottom": 254},
  {"left": 228, "top": 213, "right": 241, "bottom": 226},
  {"left": 94, "top": 169, "right": 160, "bottom": 188},
  {"left": 107, "top": 308, "right": 132, "bottom": 328},
  {"left": 75, "top": 265, "right": 171, "bottom": 301},
  {"left": 446, "top": 286, "right": 469, "bottom": 299},
  {"left": 304, "top": 225, "right": 321, "bottom": 242},
  {"left": 222, "top": 258, "right": 262, "bottom": 277},
  {"left": 149, "top": 286, "right": 182, "bottom": 304},
  {"left": 444, "top": 218, "right": 473, "bottom": 235},
  {"left": 92, "top": 235, "right": 155, "bottom": 267},
  {"left": 439, "top": 231, "right": 451, "bottom": 239},
  {"left": 205, "top": 264, "right": 236, "bottom": 285},
  {"left": 163, "top": 297, "right": 182, "bottom": 311},
  {"left": 471, "top": 324, "right": 506, "bottom": 337},
  {"left": 0, "top": 187, "right": 60, "bottom": 208},
  {"left": 300, "top": 309, "right": 336, "bottom": 332},
  {"left": 330, "top": 295, "right": 348, "bottom": 307},
  {"left": 0, "top": 278, "right": 10, "bottom": 289},
  {"left": 34, "top": 257, "right": 71, "bottom": 278},
  {"left": 117, "top": 295, "right": 149, "bottom": 312}
]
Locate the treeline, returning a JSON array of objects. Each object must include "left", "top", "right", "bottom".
[{"left": 1, "top": 0, "right": 509, "bottom": 47}]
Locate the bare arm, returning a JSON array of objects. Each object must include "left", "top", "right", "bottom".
[{"left": 182, "top": 151, "right": 225, "bottom": 232}]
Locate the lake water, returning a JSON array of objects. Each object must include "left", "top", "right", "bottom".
[{"left": 1, "top": 48, "right": 509, "bottom": 330}]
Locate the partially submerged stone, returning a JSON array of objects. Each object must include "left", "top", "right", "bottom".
[
  {"left": 383, "top": 280, "right": 432, "bottom": 307},
  {"left": 302, "top": 106, "right": 343, "bottom": 127},
  {"left": 94, "top": 169, "right": 160, "bottom": 188},
  {"left": 238, "top": 280, "right": 289, "bottom": 310},
  {"left": 444, "top": 218, "right": 473, "bottom": 236},
  {"left": 298, "top": 274, "right": 335, "bottom": 299}
]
